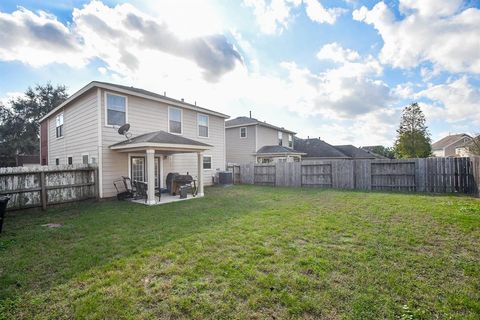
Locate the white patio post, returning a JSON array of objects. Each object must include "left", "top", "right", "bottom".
[
  {"left": 146, "top": 149, "right": 156, "bottom": 204},
  {"left": 197, "top": 152, "right": 204, "bottom": 196},
  {"left": 159, "top": 155, "right": 164, "bottom": 189}
]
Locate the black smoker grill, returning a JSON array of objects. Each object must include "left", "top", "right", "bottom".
[{"left": 166, "top": 172, "right": 196, "bottom": 196}]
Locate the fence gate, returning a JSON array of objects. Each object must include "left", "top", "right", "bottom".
[
  {"left": 301, "top": 163, "right": 332, "bottom": 188},
  {"left": 371, "top": 161, "right": 416, "bottom": 191},
  {"left": 425, "top": 157, "right": 474, "bottom": 193},
  {"left": 254, "top": 165, "right": 276, "bottom": 186},
  {"left": 226, "top": 165, "right": 241, "bottom": 184}
]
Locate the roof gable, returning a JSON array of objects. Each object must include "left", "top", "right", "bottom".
[
  {"left": 432, "top": 134, "right": 471, "bottom": 149},
  {"left": 225, "top": 116, "right": 296, "bottom": 134}
]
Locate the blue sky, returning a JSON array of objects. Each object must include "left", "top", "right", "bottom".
[{"left": 1, "top": 0, "right": 479, "bottom": 146}]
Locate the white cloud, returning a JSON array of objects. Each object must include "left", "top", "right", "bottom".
[
  {"left": 0, "top": 2, "right": 242, "bottom": 81},
  {"left": 243, "top": 0, "right": 301, "bottom": 35},
  {"left": 417, "top": 76, "right": 480, "bottom": 123},
  {"left": 243, "top": 0, "right": 345, "bottom": 34},
  {"left": 304, "top": 0, "right": 346, "bottom": 24},
  {"left": 353, "top": 1, "right": 480, "bottom": 74},
  {"left": 0, "top": 7, "right": 85, "bottom": 67},
  {"left": 316, "top": 42, "right": 360, "bottom": 63}
]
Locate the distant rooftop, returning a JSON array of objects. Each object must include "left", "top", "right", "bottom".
[
  {"left": 225, "top": 116, "right": 296, "bottom": 134},
  {"left": 294, "top": 137, "right": 378, "bottom": 159},
  {"left": 432, "top": 133, "right": 471, "bottom": 150}
]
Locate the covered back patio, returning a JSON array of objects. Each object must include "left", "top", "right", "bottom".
[{"left": 110, "top": 130, "right": 212, "bottom": 205}]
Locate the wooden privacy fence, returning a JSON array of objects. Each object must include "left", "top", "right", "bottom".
[
  {"left": 239, "top": 157, "right": 480, "bottom": 196},
  {"left": 0, "top": 164, "right": 98, "bottom": 210}
]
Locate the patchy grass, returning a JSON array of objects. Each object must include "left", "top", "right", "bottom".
[{"left": 0, "top": 186, "right": 479, "bottom": 319}]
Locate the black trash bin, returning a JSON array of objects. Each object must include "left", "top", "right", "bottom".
[{"left": 0, "top": 196, "right": 10, "bottom": 234}]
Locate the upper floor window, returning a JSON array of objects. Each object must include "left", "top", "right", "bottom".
[
  {"left": 67, "top": 156, "right": 73, "bottom": 165},
  {"left": 169, "top": 107, "right": 182, "bottom": 134},
  {"left": 56, "top": 114, "right": 64, "bottom": 138},
  {"left": 288, "top": 134, "right": 293, "bottom": 148},
  {"left": 240, "top": 127, "right": 247, "bottom": 138},
  {"left": 106, "top": 93, "right": 126, "bottom": 126},
  {"left": 278, "top": 131, "right": 283, "bottom": 146},
  {"left": 82, "top": 154, "right": 89, "bottom": 164},
  {"left": 198, "top": 114, "right": 209, "bottom": 137}
]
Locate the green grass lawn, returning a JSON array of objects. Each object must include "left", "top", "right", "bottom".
[{"left": 0, "top": 186, "right": 479, "bottom": 319}]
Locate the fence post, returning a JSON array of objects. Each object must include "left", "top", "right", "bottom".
[
  {"left": 95, "top": 167, "right": 100, "bottom": 201},
  {"left": 40, "top": 171, "right": 47, "bottom": 211}
]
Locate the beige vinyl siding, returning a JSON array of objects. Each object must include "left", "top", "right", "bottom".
[
  {"left": 47, "top": 89, "right": 98, "bottom": 165},
  {"left": 225, "top": 125, "right": 256, "bottom": 164},
  {"left": 256, "top": 125, "right": 292, "bottom": 148},
  {"left": 256, "top": 125, "right": 280, "bottom": 147},
  {"left": 100, "top": 89, "right": 225, "bottom": 197}
]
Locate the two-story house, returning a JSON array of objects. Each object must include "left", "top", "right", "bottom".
[
  {"left": 39, "top": 81, "right": 229, "bottom": 204},
  {"left": 225, "top": 116, "right": 304, "bottom": 164},
  {"left": 431, "top": 134, "right": 472, "bottom": 157}
]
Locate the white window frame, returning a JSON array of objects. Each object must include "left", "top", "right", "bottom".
[
  {"left": 104, "top": 92, "right": 128, "bottom": 127},
  {"left": 67, "top": 155, "right": 73, "bottom": 165},
  {"left": 203, "top": 155, "right": 212, "bottom": 170},
  {"left": 55, "top": 113, "right": 64, "bottom": 139},
  {"left": 82, "top": 153, "right": 89, "bottom": 165},
  {"left": 55, "top": 158, "right": 60, "bottom": 165},
  {"left": 197, "top": 113, "right": 209, "bottom": 138},
  {"left": 240, "top": 127, "right": 247, "bottom": 139},
  {"left": 288, "top": 134, "right": 293, "bottom": 148},
  {"left": 278, "top": 131, "right": 283, "bottom": 146},
  {"left": 168, "top": 106, "right": 183, "bottom": 135}
]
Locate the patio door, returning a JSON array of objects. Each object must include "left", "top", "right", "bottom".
[{"left": 131, "top": 156, "right": 160, "bottom": 187}]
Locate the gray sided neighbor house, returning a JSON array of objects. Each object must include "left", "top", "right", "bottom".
[
  {"left": 39, "top": 81, "right": 229, "bottom": 200},
  {"left": 431, "top": 134, "right": 472, "bottom": 157},
  {"left": 225, "top": 116, "right": 305, "bottom": 164}
]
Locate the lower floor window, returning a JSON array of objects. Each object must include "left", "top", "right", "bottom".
[{"left": 203, "top": 156, "right": 212, "bottom": 169}]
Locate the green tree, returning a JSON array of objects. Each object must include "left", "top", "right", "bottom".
[
  {"left": 466, "top": 135, "right": 480, "bottom": 155},
  {"left": 0, "top": 83, "right": 68, "bottom": 166},
  {"left": 369, "top": 145, "right": 395, "bottom": 159},
  {"left": 393, "top": 102, "right": 432, "bottom": 158}
]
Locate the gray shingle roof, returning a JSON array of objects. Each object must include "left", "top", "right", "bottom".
[
  {"left": 110, "top": 130, "right": 212, "bottom": 148},
  {"left": 293, "top": 138, "right": 378, "bottom": 159},
  {"left": 94, "top": 81, "right": 229, "bottom": 119},
  {"left": 294, "top": 138, "right": 349, "bottom": 158},
  {"left": 225, "top": 116, "right": 296, "bottom": 134},
  {"left": 256, "top": 145, "right": 305, "bottom": 154},
  {"left": 432, "top": 134, "right": 471, "bottom": 150},
  {"left": 333, "top": 145, "right": 376, "bottom": 159}
]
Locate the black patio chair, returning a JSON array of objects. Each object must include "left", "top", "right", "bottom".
[
  {"left": 133, "top": 180, "right": 148, "bottom": 203},
  {"left": 122, "top": 176, "right": 135, "bottom": 195},
  {"left": 113, "top": 179, "right": 132, "bottom": 200}
]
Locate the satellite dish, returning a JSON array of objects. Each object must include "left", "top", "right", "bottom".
[
  {"left": 117, "top": 123, "right": 132, "bottom": 141},
  {"left": 118, "top": 123, "right": 130, "bottom": 135}
]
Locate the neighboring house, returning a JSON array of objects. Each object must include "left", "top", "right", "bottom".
[
  {"left": 431, "top": 134, "right": 472, "bottom": 157},
  {"left": 225, "top": 116, "right": 304, "bottom": 164},
  {"left": 39, "top": 81, "right": 229, "bottom": 203},
  {"left": 454, "top": 135, "right": 479, "bottom": 157},
  {"left": 294, "top": 137, "right": 378, "bottom": 160}
]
